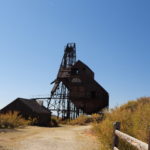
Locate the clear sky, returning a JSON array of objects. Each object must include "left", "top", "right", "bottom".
[{"left": 0, "top": 0, "right": 150, "bottom": 109}]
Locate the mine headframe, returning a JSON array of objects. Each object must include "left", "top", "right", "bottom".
[
  {"left": 30, "top": 43, "right": 109, "bottom": 120},
  {"left": 47, "top": 43, "right": 83, "bottom": 120},
  {"left": 47, "top": 43, "right": 109, "bottom": 120}
]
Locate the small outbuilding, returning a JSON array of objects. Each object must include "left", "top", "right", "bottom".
[{"left": 0, "top": 98, "right": 51, "bottom": 126}]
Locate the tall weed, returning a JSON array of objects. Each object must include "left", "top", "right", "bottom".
[{"left": 0, "top": 111, "right": 31, "bottom": 128}]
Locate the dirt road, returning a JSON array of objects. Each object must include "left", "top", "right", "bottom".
[{"left": 0, "top": 125, "right": 99, "bottom": 150}]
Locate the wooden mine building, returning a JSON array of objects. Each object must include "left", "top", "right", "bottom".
[{"left": 50, "top": 43, "right": 109, "bottom": 117}]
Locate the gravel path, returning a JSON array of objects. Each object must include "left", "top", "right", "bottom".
[{"left": 0, "top": 125, "right": 99, "bottom": 150}]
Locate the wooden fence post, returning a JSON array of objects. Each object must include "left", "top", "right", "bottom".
[
  {"left": 113, "top": 122, "right": 121, "bottom": 149},
  {"left": 148, "top": 127, "right": 150, "bottom": 150}
]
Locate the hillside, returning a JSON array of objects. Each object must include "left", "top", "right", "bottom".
[{"left": 92, "top": 97, "right": 150, "bottom": 150}]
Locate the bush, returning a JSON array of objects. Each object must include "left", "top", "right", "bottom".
[
  {"left": 0, "top": 111, "right": 31, "bottom": 128},
  {"left": 92, "top": 97, "right": 150, "bottom": 150},
  {"left": 69, "top": 113, "right": 103, "bottom": 125},
  {"left": 69, "top": 115, "right": 92, "bottom": 125},
  {"left": 91, "top": 113, "right": 104, "bottom": 123},
  {"left": 50, "top": 116, "right": 59, "bottom": 127}
]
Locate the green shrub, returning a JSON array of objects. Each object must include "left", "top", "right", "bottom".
[
  {"left": 0, "top": 111, "right": 31, "bottom": 128},
  {"left": 92, "top": 97, "right": 150, "bottom": 150}
]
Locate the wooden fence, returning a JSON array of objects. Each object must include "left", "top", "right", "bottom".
[{"left": 113, "top": 122, "right": 150, "bottom": 150}]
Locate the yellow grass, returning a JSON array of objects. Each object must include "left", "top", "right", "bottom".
[
  {"left": 0, "top": 111, "right": 31, "bottom": 128},
  {"left": 92, "top": 97, "right": 150, "bottom": 150},
  {"left": 69, "top": 113, "right": 103, "bottom": 125}
]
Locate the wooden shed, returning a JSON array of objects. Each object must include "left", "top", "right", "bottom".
[{"left": 0, "top": 98, "right": 51, "bottom": 126}]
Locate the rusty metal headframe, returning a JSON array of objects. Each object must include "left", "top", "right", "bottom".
[
  {"left": 47, "top": 43, "right": 83, "bottom": 119},
  {"left": 34, "top": 43, "right": 109, "bottom": 120}
]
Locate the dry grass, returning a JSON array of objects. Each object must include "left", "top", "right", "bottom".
[
  {"left": 92, "top": 97, "right": 150, "bottom": 150},
  {"left": 0, "top": 111, "right": 31, "bottom": 128},
  {"left": 50, "top": 116, "right": 59, "bottom": 127},
  {"left": 69, "top": 115, "right": 92, "bottom": 125},
  {"left": 69, "top": 113, "right": 103, "bottom": 125}
]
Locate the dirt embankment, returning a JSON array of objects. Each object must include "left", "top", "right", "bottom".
[{"left": 0, "top": 125, "right": 99, "bottom": 150}]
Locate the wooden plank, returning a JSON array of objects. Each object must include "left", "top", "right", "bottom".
[
  {"left": 114, "top": 146, "right": 119, "bottom": 150},
  {"left": 148, "top": 127, "right": 150, "bottom": 150},
  {"left": 115, "top": 130, "right": 148, "bottom": 150}
]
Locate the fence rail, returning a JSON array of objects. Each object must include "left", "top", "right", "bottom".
[{"left": 113, "top": 122, "right": 150, "bottom": 150}]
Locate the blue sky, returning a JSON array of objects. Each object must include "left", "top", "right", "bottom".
[{"left": 0, "top": 0, "right": 150, "bottom": 109}]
